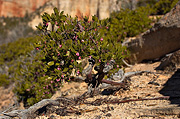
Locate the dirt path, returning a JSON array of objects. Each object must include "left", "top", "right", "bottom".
[
  {"left": 1, "top": 61, "right": 180, "bottom": 118},
  {"left": 35, "top": 62, "right": 180, "bottom": 119}
]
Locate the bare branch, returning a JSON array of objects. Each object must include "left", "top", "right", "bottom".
[{"left": 84, "top": 96, "right": 170, "bottom": 106}]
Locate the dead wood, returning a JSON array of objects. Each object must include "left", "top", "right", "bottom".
[
  {"left": 80, "top": 57, "right": 161, "bottom": 98},
  {"left": 0, "top": 90, "right": 171, "bottom": 119},
  {"left": 1, "top": 99, "right": 59, "bottom": 119},
  {"left": 0, "top": 116, "right": 11, "bottom": 119},
  {"left": 101, "top": 79, "right": 125, "bottom": 86},
  {"left": 99, "top": 70, "right": 159, "bottom": 91},
  {"left": 83, "top": 96, "right": 170, "bottom": 106}
]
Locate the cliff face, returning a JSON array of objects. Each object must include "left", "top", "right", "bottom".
[
  {"left": 0, "top": 0, "right": 138, "bottom": 19},
  {"left": 56, "top": 0, "right": 112, "bottom": 19},
  {"left": 0, "top": 0, "right": 49, "bottom": 17}
]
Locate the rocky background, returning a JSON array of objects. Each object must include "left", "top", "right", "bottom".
[
  {"left": 0, "top": 0, "right": 138, "bottom": 19},
  {"left": 0, "top": 0, "right": 140, "bottom": 44}
]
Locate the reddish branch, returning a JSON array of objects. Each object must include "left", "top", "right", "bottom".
[
  {"left": 107, "top": 96, "right": 170, "bottom": 104},
  {"left": 101, "top": 79, "right": 125, "bottom": 86},
  {"left": 84, "top": 96, "right": 170, "bottom": 106}
]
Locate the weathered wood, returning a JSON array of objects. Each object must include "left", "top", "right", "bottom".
[
  {"left": 0, "top": 116, "right": 11, "bottom": 119},
  {"left": 100, "top": 69, "right": 158, "bottom": 90},
  {"left": 1, "top": 99, "right": 59, "bottom": 119}
]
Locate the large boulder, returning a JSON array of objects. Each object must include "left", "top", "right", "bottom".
[{"left": 124, "top": 0, "right": 180, "bottom": 64}]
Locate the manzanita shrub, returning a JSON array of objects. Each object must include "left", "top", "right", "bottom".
[{"left": 14, "top": 8, "right": 128, "bottom": 106}]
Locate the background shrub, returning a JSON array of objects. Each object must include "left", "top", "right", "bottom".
[
  {"left": 105, "top": 6, "right": 153, "bottom": 42},
  {"left": 137, "top": 0, "right": 179, "bottom": 15},
  {"left": 153, "top": 0, "right": 179, "bottom": 14},
  {"left": 0, "top": 74, "right": 9, "bottom": 87},
  {"left": 0, "top": 37, "right": 37, "bottom": 64},
  {"left": 0, "top": 37, "right": 38, "bottom": 87},
  {"left": 0, "top": 16, "right": 36, "bottom": 44}
]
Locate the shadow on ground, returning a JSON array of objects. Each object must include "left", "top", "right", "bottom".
[{"left": 159, "top": 68, "right": 180, "bottom": 106}]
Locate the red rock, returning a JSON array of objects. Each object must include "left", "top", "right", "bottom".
[{"left": 0, "top": 0, "right": 48, "bottom": 17}]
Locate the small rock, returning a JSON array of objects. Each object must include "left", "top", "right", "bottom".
[
  {"left": 105, "top": 113, "right": 112, "bottom": 117},
  {"left": 95, "top": 115, "right": 101, "bottom": 119},
  {"left": 49, "top": 115, "right": 56, "bottom": 119}
]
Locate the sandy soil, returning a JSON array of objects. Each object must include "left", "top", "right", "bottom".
[
  {"left": 37, "top": 62, "right": 180, "bottom": 119},
  {"left": 1, "top": 61, "right": 180, "bottom": 119}
]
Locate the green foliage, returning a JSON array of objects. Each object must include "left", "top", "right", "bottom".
[
  {"left": 0, "top": 37, "right": 38, "bottom": 88},
  {"left": 137, "top": 0, "right": 158, "bottom": 7},
  {"left": 14, "top": 8, "right": 129, "bottom": 106},
  {"left": 0, "top": 37, "right": 38, "bottom": 64},
  {"left": 153, "top": 0, "right": 179, "bottom": 14},
  {"left": 107, "top": 6, "right": 153, "bottom": 41},
  {"left": 0, "top": 74, "right": 10, "bottom": 87},
  {"left": 137, "top": 0, "right": 179, "bottom": 15}
]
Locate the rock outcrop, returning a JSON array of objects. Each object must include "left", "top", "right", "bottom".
[
  {"left": 156, "top": 49, "right": 180, "bottom": 71},
  {"left": 124, "top": 0, "right": 180, "bottom": 64}
]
